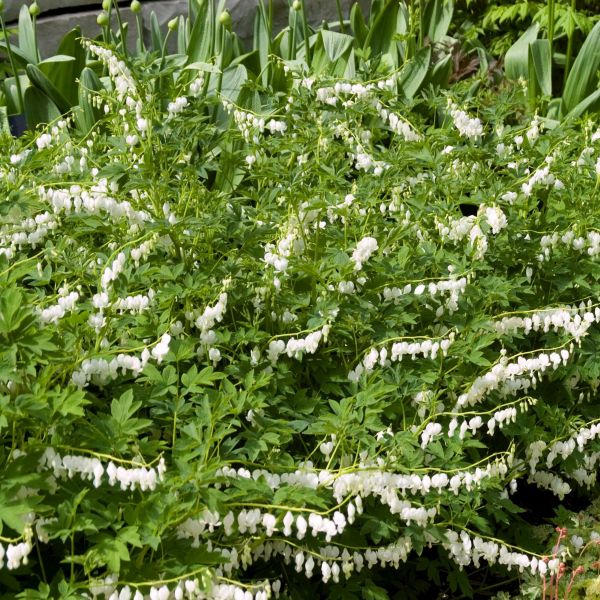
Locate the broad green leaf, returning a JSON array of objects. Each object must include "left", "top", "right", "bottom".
[
  {"left": 75, "top": 66, "right": 103, "bottom": 134},
  {"left": 423, "top": 0, "right": 454, "bottom": 43},
  {"left": 505, "top": 23, "right": 539, "bottom": 81},
  {"left": 38, "top": 55, "right": 76, "bottom": 63},
  {"left": 150, "top": 11, "right": 163, "bottom": 53},
  {"left": 219, "top": 64, "right": 248, "bottom": 103},
  {"left": 184, "top": 61, "right": 221, "bottom": 74},
  {"left": 312, "top": 30, "right": 354, "bottom": 75},
  {"left": 0, "top": 40, "right": 34, "bottom": 69},
  {"left": 563, "top": 87, "right": 600, "bottom": 121},
  {"left": 3, "top": 75, "right": 29, "bottom": 115},
  {"left": 529, "top": 39, "right": 552, "bottom": 98},
  {"left": 187, "top": 0, "right": 215, "bottom": 64},
  {"left": 427, "top": 51, "right": 452, "bottom": 88},
  {"left": 398, "top": 46, "right": 431, "bottom": 100},
  {"left": 321, "top": 30, "right": 354, "bottom": 63},
  {"left": 562, "top": 20, "right": 600, "bottom": 114},
  {"left": 253, "top": 0, "right": 270, "bottom": 86},
  {"left": 18, "top": 4, "right": 38, "bottom": 64},
  {"left": 364, "top": 0, "right": 399, "bottom": 60},
  {"left": 350, "top": 2, "right": 369, "bottom": 47},
  {"left": 26, "top": 64, "right": 70, "bottom": 114},
  {"left": 177, "top": 15, "right": 188, "bottom": 54},
  {"left": 42, "top": 27, "right": 86, "bottom": 107}
]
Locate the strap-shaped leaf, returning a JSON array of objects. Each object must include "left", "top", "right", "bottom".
[
  {"left": 398, "top": 46, "right": 431, "bottom": 101},
  {"left": 24, "top": 86, "right": 61, "bottom": 129},
  {"left": 187, "top": 0, "right": 215, "bottom": 64},
  {"left": 75, "top": 66, "right": 103, "bottom": 134},
  {"left": 423, "top": 0, "right": 454, "bottom": 44},
  {"left": 150, "top": 11, "right": 163, "bottom": 53},
  {"left": 253, "top": 0, "right": 270, "bottom": 86},
  {"left": 38, "top": 28, "right": 85, "bottom": 107},
  {"left": 363, "top": 0, "right": 399, "bottom": 59},
  {"left": 350, "top": 2, "right": 368, "bottom": 48},
  {"left": 562, "top": 20, "right": 600, "bottom": 115},
  {"left": 177, "top": 16, "right": 187, "bottom": 55},
  {"left": 505, "top": 23, "right": 539, "bottom": 81},
  {"left": 529, "top": 39, "right": 552, "bottom": 98},
  {"left": 18, "top": 4, "right": 38, "bottom": 64},
  {"left": 564, "top": 88, "right": 600, "bottom": 122},
  {"left": 26, "top": 64, "right": 71, "bottom": 114},
  {"left": 0, "top": 40, "right": 34, "bottom": 69}
]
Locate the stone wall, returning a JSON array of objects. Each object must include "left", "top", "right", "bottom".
[{"left": 4, "top": 1, "right": 370, "bottom": 58}]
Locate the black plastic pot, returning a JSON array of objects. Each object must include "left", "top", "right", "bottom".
[{"left": 8, "top": 113, "right": 27, "bottom": 137}]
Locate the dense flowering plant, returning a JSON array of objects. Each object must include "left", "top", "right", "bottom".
[{"left": 1, "top": 31, "right": 600, "bottom": 599}]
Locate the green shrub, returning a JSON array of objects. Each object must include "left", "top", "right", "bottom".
[{"left": 1, "top": 28, "right": 600, "bottom": 600}]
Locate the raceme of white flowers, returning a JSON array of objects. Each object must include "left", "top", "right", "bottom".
[
  {"left": 455, "top": 348, "right": 572, "bottom": 410},
  {"left": 493, "top": 304, "right": 600, "bottom": 342},
  {"left": 38, "top": 288, "right": 79, "bottom": 325},
  {"left": 267, "top": 324, "right": 331, "bottom": 364},
  {"left": 39, "top": 448, "right": 166, "bottom": 491},
  {"left": 39, "top": 183, "right": 151, "bottom": 227},
  {"left": 351, "top": 236, "right": 379, "bottom": 271},
  {"left": 382, "top": 275, "right": 469, "bottom": 315},
  {"left": 93, "top": 577, "right": 277, "bottom": 600},
  {"left": 539, "top": 228, "right": 600, "bottom": 261},
  {"left": 348, "top": 333, "right": 455, "bottom": 382},
  {"left": 71, "top": 330, "right": 172, "bottom": 387}
]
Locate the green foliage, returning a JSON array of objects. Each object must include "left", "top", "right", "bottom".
[{"left": 0, "top": 1, "right": 600, "bottom": 599}]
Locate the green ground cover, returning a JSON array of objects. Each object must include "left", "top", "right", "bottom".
[{"left": 1, "top": 1, "right": 600, "bottom": 598}]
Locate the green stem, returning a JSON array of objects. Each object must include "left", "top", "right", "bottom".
[
  {"left": 32, "top": 14, "right": 40, "bottom": 61},
  {"left": 35, "top": 540, "right": 48, "bottom": 584},
  {"left": 70, "top": 531, "right": 75, "bottom": 583},
  {"left": 216, "top": 25, "right": 225, "bottom": 95},
  {"left": 153, "top": 27, "right": 172, "bottom": 95},
  {"left": 0, "top": 16, "right": 24, "bottom": 113},
  {"left": 289, "top": 8, "right": 296, "bottom": 60},
  {"left": 564, "top": 0, "right": 576, "bottom": 81},
  {"left": 547, "top": 0, "right": 555, "bottom": 63},
  {"left": 112, "top": 0, "right": 129, "bottom": 58},
  {"left": 335, "top": 0, "right": 346, "bottom": 33}
]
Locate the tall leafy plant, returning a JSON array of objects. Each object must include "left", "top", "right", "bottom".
[{"left": 505, "top": 15, "right": 600, "bottom": 120}]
